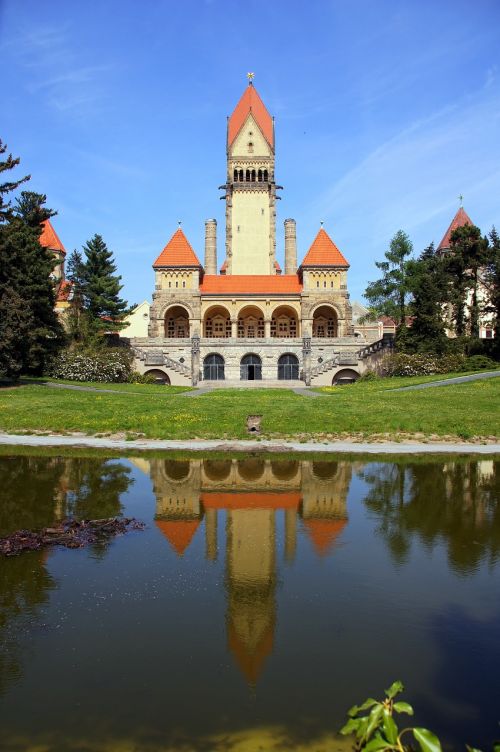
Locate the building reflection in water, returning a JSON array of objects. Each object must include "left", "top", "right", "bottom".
[{"left": 148, "top": 457, "right": 351, "bottom": 685}]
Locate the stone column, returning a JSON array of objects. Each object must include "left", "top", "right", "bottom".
[
  {"left": 302, "top": 336, "right": 312, "bottom": 386},
  {"left": 204, "top": 219, "right": 217, "bottom": 275},
  {"left": 284, "top": 508, "right": 297, "bottom": 563},
  {"left": 284, "top": 219, "right": 297, "bottom": 275},
  {"left": 231, "top": 319, "right": 238, "bottom": 338},
  {"left": 191, "top": 335, "right": 200, "bottom": 386},
  {"left": 205, "top": 508, "right": 217, "bottom": 561},
  {"left": 264, "top": 319, "right": 271, "bottom": 338}
]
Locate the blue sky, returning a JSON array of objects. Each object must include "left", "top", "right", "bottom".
[{"left": 2, "top": 0, "right": 499, "bottom": 305}]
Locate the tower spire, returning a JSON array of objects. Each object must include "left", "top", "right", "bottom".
[{"left": 247, "top": 71, "right": 255, "bottom": 86}]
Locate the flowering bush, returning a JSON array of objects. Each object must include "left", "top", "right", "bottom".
[
  {"left": 382, "top": 352, "right": 466, "bottom": 376},
  {"left": 47, "top": 348, "right": 132, "bottom": 383}
]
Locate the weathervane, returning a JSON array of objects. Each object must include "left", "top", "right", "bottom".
[
  {"left": 178, "top": 220, "right": 182, "bottom": 227},
  {"left": 320, "top": 220, "right": 324, "bottom": 227},
  {"left": 247, "top": 72, "right": 255, "bottom": 85},
  {"left": 458, "top": 194, "right": 463, "bottom": 207}
]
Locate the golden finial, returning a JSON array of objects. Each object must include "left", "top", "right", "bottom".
[{"left": 247, "top": 72, "right": 255, "bottom": 85}]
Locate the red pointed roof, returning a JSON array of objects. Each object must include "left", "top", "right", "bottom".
[
  {"left": 304, "top": 518, "right": 347, "bottom": 556},
  {"left": 153, "top": 228, "right": 202, "bottom": 268},
  {"left": 155, "top": 519, "right": 200, "bottom": 556},
  {"left": 56, "top": 280, "right": 73, "bottom": 302},
  {"left": 200, "top": 275, "right": 302, "bottom": 294},
  {"left": 228, "top": 83, "right": 274, "bottom": 149},
  {"left": 39, "top": 219, "right": 66, "bottom": 255},
  {"left": 228, "top": 619, "right": 274, "bottom": 686},
  {"left": 301, "top": 228, "right": 349, "bottom": 268},
  {"left": 438, "top": 207, "right": 474, "bottom": 250}
]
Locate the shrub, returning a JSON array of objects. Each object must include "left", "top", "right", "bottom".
[
  {"left": 358, "top": 370, "right": 379, "bottom": 382},
  {"left": 128, "top": 371, "right": 158, "bottom": 384},
  {"left": 382, "top": 352, "right": 466, "bottom": 377},
  {"left": 46, "top": 348, "right": 132, "bottom": 383},
  {"left": 462, "top": 355, "right": 498, "bottom": 371}
]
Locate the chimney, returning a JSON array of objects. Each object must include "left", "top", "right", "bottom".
[
  {"left": 284, "top": 219, "right": 297, "bottom": 275},
  {"left": 204, "top": 219, "right": 217, "bottom": 275}
]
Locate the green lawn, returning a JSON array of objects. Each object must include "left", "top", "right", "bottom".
[{"left": 0, "top": 374, "right": 499, "bottom": 440}]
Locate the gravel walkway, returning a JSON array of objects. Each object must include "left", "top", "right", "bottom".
[
  {"left": 390, "top": 370, "right": 500, "bottom": 391},
  {"left": 0, "top": 433, "right": 498, "bottom": 455}
]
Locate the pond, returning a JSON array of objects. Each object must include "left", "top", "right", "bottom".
[{"left": 0, "top": 452, "right": 499, "bottom": 751}]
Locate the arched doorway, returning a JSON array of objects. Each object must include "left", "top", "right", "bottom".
[
  {"left": 312, "top": 305, "right": 338, "bottom": 338},
  {"left": 332, "top": 368, "right": 359, "bottom": 385},
  {"left": 164, "top": 305, "right": 190, "bottom": 338},
  {"left": 203, "top": 354, "right": 225, "bottom": 381},
  {"left": 144, "top": 369, "right": 171, "bottom": 384},
  {"left": 278, "top": 353, "right": 299, "bottom": 380},
  {"left": 240, "top": 353, "right": 262, "bottom": 381}
]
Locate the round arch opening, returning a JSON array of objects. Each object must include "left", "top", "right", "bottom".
[
  {"left": 237, "top": 306, "right": 265, "bottom": 339},
  {"left": 144, "top": 369, "right": 171, "bottom": 385},
  {"left": 238, "top": 458, "right": 265, "bottom": 482},
  {"left": 271, "top": 305, "right": 299, "bottom": 338},
  {"left": 203, "top": 460, "right": 232, "bottom": 482},
  {"left": 203, "top": 353, "right": 225, "bottom": 381},
  {"left": 312, "top": 461, "right": 339, "bottom": 480},
  {"left": 278, "top": 353, "right": 299, "bottom": 380},
  {"left": 204, "top": 305, "right": 231, "bottom": 338},
  {"left": 332, "top": 368, "right": 360, "bottom": 385},
  {"left": 163, "top": 460, "right": 190, "bottom": 481},
  {"left": 164, "top": 305, "right": 190, "bottom": 338},
  {"left": 312, "top": 305, "right": 338, "bottom": 338},
  {"left": 240, "top": 353, "right": 262, "bottom": 381},
  {"left": 271, "top": 460, "right": 299, "bottom": 481}
]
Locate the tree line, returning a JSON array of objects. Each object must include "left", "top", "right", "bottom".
[
  {"left": 0, "top": 140, "right": 130, "bottom": 380},
  {"left": 364, "top": 224, "right": 500, "bottom": 355}
]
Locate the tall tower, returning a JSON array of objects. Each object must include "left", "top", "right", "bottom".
[{"left": 222, "top": 77, "right": 277, "bottom": 275}]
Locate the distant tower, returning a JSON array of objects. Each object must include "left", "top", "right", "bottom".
[{"left": 222, "top": 77, "right": 277, "bottom": 275}]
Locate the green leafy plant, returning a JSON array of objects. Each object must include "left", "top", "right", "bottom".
[{"left": 340, "top": 680, "right": 442, "bottom": 751}]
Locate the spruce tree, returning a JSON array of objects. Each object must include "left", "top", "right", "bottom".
[
  {"left": 0, "top": 140, "right": 29, "bottom": 223},
  {"left": 484, "top": 227, "right": 500, "bottom": 343},
  {"left": 66, "top": 248, "right": 87, "bottom": 343},
  {"left": 364, "top": 230, "right": 414, "bottom": 343},
  {"left": 80, "top": 234, "right": 129, "bottom": 338},
  {"left": 445, "top": 224, "right": 488, "bottom": 337},
  {"left": 405, "top": 244, "right": 448, "bottom": 353}
]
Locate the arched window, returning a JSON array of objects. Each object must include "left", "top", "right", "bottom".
[
  {"left": 240, "top": 353, "right": 262, "bottom": 381},
  {"left": 263, "top": 169, "right": 268, "bottom": 181},
  {"left": 246, "top": 169, "right": 250, "bottom": 182},
  {"left": 233, "top": 169, "right": 238, "bottom": 182},
  {"left": 144, "top": 369, "right": 171, "bottom": 384},
  {"left": 278, "top": 353, "right": 299, "bottom": 380},
  {"left": 248, "top": 142, "right": 254, "bottom": 153},
  {"left": 251, "top": 169, "right": 256, "bottom": 182},
  {"left": 313, "top": 306, "right": 338, "bottom": 338},
  {"left": 258, "top": 169, "right": 262, "bottom": 182},
  {"left": 203, "top": 354, "right": 225, "bottom": 381},
  {"left": 239, "top": 169, "right": 244, "bottom": 182},
  {"left": 165, "top": 306, "right": 189, "bottom": 338}
]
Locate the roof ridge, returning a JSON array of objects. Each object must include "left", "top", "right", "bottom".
[
  {"left": 437, "top": 206, "right": 474, "bottom": 250},
  {"left": 39, "top": 218, "right": 66, "bottom": 255},
  {"left": 228, "top": 84, "right": 274, "bottom": 149},
  {"left": 153, "top": 227, "right": 202, "bottom": 268}
]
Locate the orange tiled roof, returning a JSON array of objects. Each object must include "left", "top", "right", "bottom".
[
  {"left": 301, "top": 228, "right": 349, "bottom": 268},
  {"left": 228, "top": 84, "right": 274, "bottom": 149},
  {"left": 201, "top": 492, "right": 301, "bottom": 510},
  {"left": 155, "top": 519, "right": 200, "bottom": 556},
  {"left": 304, "top": 518, "right": 347, "bottom": 556},
  {"left": 438, "top": 207, "right": 474, "bottom": 250},
  {"left": 200, "top": 274, "right": 302, "bottom": 295},
  {"left": 56, "top": 279, "right": 73, "bottom": 302},
  {"left": 153, "top": 228, "right": 202, "bottom": 268},
  {"left": 39, "top": 219, "right": 66, "bottom": 255}
]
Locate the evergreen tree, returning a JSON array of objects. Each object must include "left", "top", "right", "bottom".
[
  {"left": 0, "top": 190, "right": 63, "bottom": 378},
  {"left": 364, "top": 230, "right": 414, "bottom": 334},
  {"left": 445, "top": 224, "right": 489, "bottom": 337},
  {"left": 79, "top": 234, "right": 129, "bottom": 338},
  {"left": 0, "top": 140, "right": 29, "bottom": 223},
  {"left": 66, "top": 248, "right": 87, "bottom": 343},
  {"left": 405, "top": 243, "right": 448, "bottom": 353},
  {"left": 484, "top": 227, "right": 500, "bottom": 341}
]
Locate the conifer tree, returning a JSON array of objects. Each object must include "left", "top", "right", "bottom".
[
  {"left": 405, "top": 244, "right": 448, "bottom": 353},
  {"left": 445, "top": 224, "right": 489, "bottom": 337},
  {"left": 364, "top": 230, "right": 414, "bottom": 341},
  {"left": 80, "top": 234, "right": 129, "bottom": 338},
  {"left": 0, "top": 140, "right": 29, "bottom": 223},
  {"left": 484, "top": 227, "right": 500, "bottom": 341},
  {"left": 66, "top": 248, "right": 87, "bottom": 343}
]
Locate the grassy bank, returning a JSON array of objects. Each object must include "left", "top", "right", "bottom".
[{"left": 0, "top": 373, "right": 499, "bottom": 441}]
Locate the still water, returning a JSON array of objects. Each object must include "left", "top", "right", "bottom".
[{"left": 0, "top": 453, "right": 499, "bottom": 751}]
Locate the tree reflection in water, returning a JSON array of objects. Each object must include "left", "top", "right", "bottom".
[
  {"left": 359, "top": 460, "right": 500, "bottom": 572},
  {"left": 0, "top": 456, "right": 133, "bottom": 695}
]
